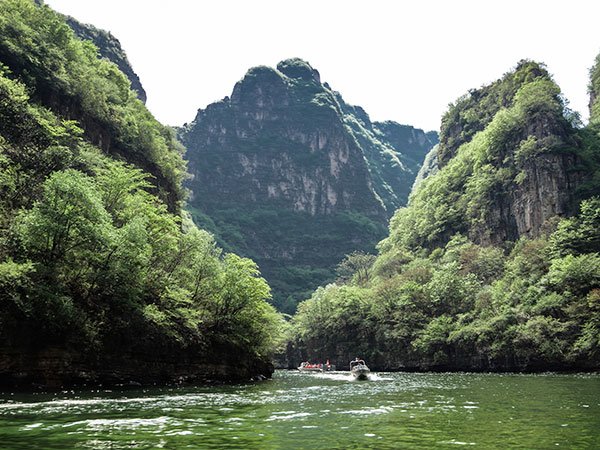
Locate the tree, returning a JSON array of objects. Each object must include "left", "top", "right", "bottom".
[
  {"left": 17, "top": 169, "right": 112, "bottom": 268},
  {"left": 337, "top": 251, "right": 377, "bottom": 285}
]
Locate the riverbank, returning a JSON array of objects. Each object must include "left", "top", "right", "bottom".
[
  {"left": 278, "top": 351, "right": 600, "bottom": 374},
  {"left": 0, "top": 346, "right": 273, "bottom": 390}
]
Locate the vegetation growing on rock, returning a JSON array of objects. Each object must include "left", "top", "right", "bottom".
[
  {"left": 64, "top": 15, "right": 147, "bottom": 103},
  {"left": 180, "top": 58, "right": 436, "bottom": 313},
  {"left": 0, "top": 0, "right": 282, "bottom": 387},
  {"left": 287, "top": 59, "right": 600, "bottom": 372}
]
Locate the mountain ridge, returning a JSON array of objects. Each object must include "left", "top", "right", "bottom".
[{"left": 64, "top": 16, "right": 147, "bottom": 104}]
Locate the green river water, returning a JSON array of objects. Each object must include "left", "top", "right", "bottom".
[{"left": 0, "top": 371, "right": 598, "bottom": 449}]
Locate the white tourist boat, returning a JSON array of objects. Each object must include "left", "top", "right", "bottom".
[{"left": 349, "top": 359, "right": 370, "bottom": 380}]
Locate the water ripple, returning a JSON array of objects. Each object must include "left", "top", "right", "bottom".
[{"left": 1, "top": 371, "right": 598, "bottom": 449}]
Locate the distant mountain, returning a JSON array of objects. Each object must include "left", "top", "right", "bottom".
[{"left": 179, "top": 58, "right": 437, "bottom": 312}]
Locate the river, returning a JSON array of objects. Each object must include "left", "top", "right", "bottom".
[{"left": 1, "top": 370, "right": 598, "bottom": 449}]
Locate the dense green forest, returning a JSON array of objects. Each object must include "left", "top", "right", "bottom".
[
  {"left": 0, "top": 0, "right": 282, "bottom": 386},
  {"left": 287, "top": 60, "right": 600, "bottom": 371}
]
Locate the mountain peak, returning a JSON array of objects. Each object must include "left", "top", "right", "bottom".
[
  {"left": 181, "top": 59, "right": 436, "bottom": 312},
  {"left": 276, "top": 58, "right": 320, "bottom": 83}
]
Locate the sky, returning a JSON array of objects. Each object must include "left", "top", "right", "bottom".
[{"left": 45, "top": 0, "right": 600, "bottom": 132}]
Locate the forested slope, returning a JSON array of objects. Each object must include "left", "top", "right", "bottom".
[
  {"left": 0, "top": 0, "right": 282, "bottom": 387},
  {"left": 64, "top": 15, "right": 147, "bottom": 103},
  {"left": 287, "top": 60, "right": 600, "bottom": 372}
]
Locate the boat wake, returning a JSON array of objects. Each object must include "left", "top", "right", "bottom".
[
  {"left": 368, "top": 373, "right": 393, "bottom": 381},
  {"left": 313, "top": 372, "right": 393, "bottom": 381},
  {"left": 314, "top": 372, "right": 352, "bottom": 381}
]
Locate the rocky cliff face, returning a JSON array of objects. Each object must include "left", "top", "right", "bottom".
[
  {"left": 180, "top": 58, "right": 436, "bottom": 312},
  {"left": 411, "top": 144, "right": 439, "bottom": 194},
  {"left": 0, "top": 345, "right": 273, "bottom": 388},
  {"left": 184, "top": 63, "right": 385, "bottom": 219},
  {"left": 507, "top": 153, "right": 583, "bottom": 237},
  {"left": 471, "top": 102, "right": 585, "bottom": 245},
  {"left": 335, "top": 95, "right": 438, "bottom": 215}
]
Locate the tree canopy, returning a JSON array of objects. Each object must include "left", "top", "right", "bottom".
[{"left": 0, "top": 0, "right": 283, "bottom": 385}]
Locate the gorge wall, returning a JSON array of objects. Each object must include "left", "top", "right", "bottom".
[
  {"left": 0, "top": 0, "right": 276, "bottom": 388},
  {"left": 400, "top": 61, "right": 588, "bottom": 249},
  {"left": 286, "top": 58, "right": 600, "bottom": 373}
]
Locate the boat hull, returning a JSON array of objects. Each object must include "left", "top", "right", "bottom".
[{"left": 351, "top": 367, "right": 370, "bottom": 380}]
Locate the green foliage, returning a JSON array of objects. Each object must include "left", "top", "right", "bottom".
[
  {"left": 548, "top": 197, "right": 600, "bottom": 257},
  {"left": 187, "top": 205, "right": 386, "bottom": 314},
  {"left": 290, "top": 198, "right": 600, "bottom": 369},
  {"left": 17, "top": 169, "right": 111, "bottom": 265},
  {"left": 337, "top": 251, "right": 377, "bottom": 285},
  {"left": 64, "top": 16, "right": 146, "bottom": 103},
  {"left": 339, "top": 106, "right": 436, "bottom": 215},
  {"left": 574, "top": 123, "right": 600, "bottom": 200},
  {"left": 0, "top": 0, "right": 185, "bottom": 211},
  {"left": 0, "top": 0, "right": 283, "bottom": 375},
  {"left": 1, "top": 158, "right": 282, "bottom": 359},
  {"left": 544, "top": 253, "right": 600, "bottom": 297},
  {"left": 0, "top": 259, "right": 34, "bottom": 320},
  {"left": 589, "top": 52, "right": 600, "bottom": 123},
  {"left": 412, "top": 315, "right": 454, "bottom": 364},
  {"left": 438, "top": 60, "right": 550, "bottom": 165},
  {"left": 288, "top": 57, "right": 600, "bottom": 370},
  {"left": 181, "top": 57, "right": 436, "bottom": 315},
  {"left": 385, "top": 62, "right": 576, "bottom": 251}
]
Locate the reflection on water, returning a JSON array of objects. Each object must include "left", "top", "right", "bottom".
[{"left": 1, "top": 371, "right": 599, "bottom": 449}]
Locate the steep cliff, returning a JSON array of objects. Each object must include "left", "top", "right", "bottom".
[
  {"left": 183, "top": 62, "right": 386, "bottom": 219},
  {"left": 335, "top": 95, "right": 438, "bottom": 215},
  {"left": 180, "top": 58, "right": 436, "bottom": 312},
  {"left": 33, "top": 0, "right": 147, "bottom": 103},
  {"left": 391, "top": 60, "right": 587, "bottom": 249},
  {"left": 411, "top": 144, "right": 439, "bottom": 194},
  {"left": 3, "top": 1, "right": 183, "bottom": 212}
]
